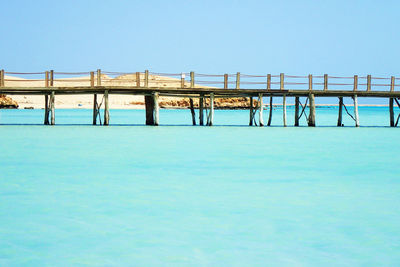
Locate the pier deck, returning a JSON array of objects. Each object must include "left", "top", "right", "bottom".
[{"left": 1, "top": 70, "right": 399, "bottom": 127}]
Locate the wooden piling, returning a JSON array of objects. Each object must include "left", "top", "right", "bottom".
[
  {"left": 104, "top": 90, "right": 109, "bottom": 125},
  {"left": 153, "top": 92, "right": 159, "bottom": 126},
  {"left": 353, "top": 95, "right": 359, "bottom": 127},
  {"left": 93, "top": 94, "right": 98, "bottom": 125},
  {"left": 294, "top": 96, "right": 300, "bottom": 126},
  {"left": 224, "top": 74, "right": 228, "bottom": 89},
  {"left": 267, "top": 75, "right": 273, "bottom": 126},
  {"left": 236, "top": 72, "right": 240, "bottom": 89},
  {"left": 145, "top": 95, "right": 155, "bottom": 125},
  {"left": 209, "top": 93, "right": 214, "bottom": 126},
  {"left": 324, "top": 74, "right": 328, "bottom": 91},
  {"left": 308, "top": 74, "right": 313, "bottom": 91},
  {"left": 44, "top": 94, "right": 49, "bottom": 125},
  {"left": 283, "top": 94, "right": 287, "bottom": 127},
  {"left": 97, "top": 69, "right": 101, "bottom": 86},
  {"left": 337, "top": 97, "right": 343, "bottom": 127},
  {"left": 259, "top": 93, "right": 264, "bottom": 126},
  {"left": 249, "top": 97, "right": 253, "bottom": 126},
  {"left": 267, "top": 96, "right": 273, "bottom": 126},
  {"left": 308, "top": 94, "right": 316, "bottom": 126},
  {"left": 199, "top": 95, "right": 204, "bottom": 126},
  {"left": 280, "top": 73, "right": 284, "bottom": 90},
  {"left": 50, "top": 91, "right": 55, "bottom": 125},
  {"left": 389, "top": 98, "right": 394, "bottom": 127},
  {"left": 189, "top": 98, "right": 196, "bottom": 125}
]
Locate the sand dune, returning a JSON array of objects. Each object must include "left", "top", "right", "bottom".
[{"left": 4, "top": 73, "right": 204, "bottom": 109}]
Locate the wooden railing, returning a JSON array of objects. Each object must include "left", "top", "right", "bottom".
[{"left": 0, "top": 69, "right": 398, "bottom": 91}]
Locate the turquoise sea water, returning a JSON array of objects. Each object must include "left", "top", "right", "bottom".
[{"left": 0, "top": 107, "right": 399, "bottom": 266}]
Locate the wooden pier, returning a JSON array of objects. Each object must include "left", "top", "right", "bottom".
[{"left": 0, "top": 69, "right": 399, "bottom": 127}]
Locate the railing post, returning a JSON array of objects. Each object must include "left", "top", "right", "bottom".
[
  {"left": 267, "top": 74, "right": 271, "bottom": 90},
  {"left": 353, "top": 75, "right": 358, "bottom": 91},
  {"left": 145, "top": 70, "right": 149, "bottom": 87},
  {"left": 97, "top": 69, "right": 101, "bottom": 86},
  {"left": 391, "top": 76, "right": 395, "bottom": 92},
  {"left": 136, "top": 72, "right": 140, "bottom": 88},
  {"left": 50, "top": 70, "right": 54, "bottom": 87},
  {"left": 367, "top": 75, "right": 371, "bottom": 91},
  {"left": 190, "top": 71, "right": 194, "bottom": 88},
  {"left": 224, "top": 74, "right": 228, "bottom": 89},
  {"left": 308, "top": 74, "right": 313, "bottom": 91},
  {"left": 236, "top": 72, "right": 240, "bottom": 89},
  {"left": 0, "top": 69, "right": 5, "bottom": 87},
  {"left": 90, "top": 71, "right": 95, "bottom": 87},
  {"left": 324, "top": 74, "right": 328, "bottom": 91},
  {"left": 181, "top": 73, "right": 185, "bottom": 88},
  {"left": 280, "top": 73, "right": 284, "bottom": 90},
  {"left": 45, "top": 71, "right": 49, "bottom": 87}
]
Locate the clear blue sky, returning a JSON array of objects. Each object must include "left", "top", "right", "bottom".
[{"left": 1, "top": 0, "right": 399, "bottom": 77}]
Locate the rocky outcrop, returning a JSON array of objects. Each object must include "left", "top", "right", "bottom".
[
  {"left": 160, "top": 97, "right": 259, "bottom": 109},
  {"left": 130, "top": 97, "right": 259, "bottom": 109},
  {"left": 0, "top": 95, "right": 18, "bottom": 109}
]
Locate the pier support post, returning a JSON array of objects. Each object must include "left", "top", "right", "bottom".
[
  {"left": 44, "top": 95, "right": 49, "bottom": 125},
  {"left": 283, "top": 94, "right": 287, "bottom": 127},
  {"left": 93, "top": 94, "right": 98, "bottom": 125},
  {"left": 50, "top": 91, "right": 55, "bottom": 125},
  {"left": 259, "top": 93, "right": 264, "bottom": 126},
  {"left": 189, "top": 98, "right": 196, "bottom": 125},
  {"left": 294, "top": 96, "right": 299, "bottom": 126},
  {"left": 249, "top": 97, "right": 253, "bottom": 126},
  {"left": 267, "top": 96, "right": 273, "bottom": 126},
  {"left": 389, "top": 98, "right": 394, "bottom": 127},
  {"left": 209, "top": 93, "right": 214, "bottom": 126},
  {"left": 199, "top": 95, "right": 204, "bottom": 126},
  {"left": 308, "top": 94, "right": 316, "bottom": 127},
  {"left": 145, "top": 93, "right": 159, "bottom": 126},
  {"left": 145, "top": 95, "right": 154, "bottom": 125},
  {"left": 104, "top": 90, "right": 109, "bottom": 126},
  {"left": 153, "top": 92, "right": 159, "bottom": 126},
  {"left": 353, "top": 95, "right": 359, "bottom": 127},
  {"left": 338, "top": 97, "right": 343, "bottom": 126}
]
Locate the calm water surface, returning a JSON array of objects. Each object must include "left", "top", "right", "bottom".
[{"left": 0, "top": 107, "right": 399, "bottom": 266}]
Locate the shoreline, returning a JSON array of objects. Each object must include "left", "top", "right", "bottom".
[{"left": 8, "top": 103, "right": 391, "bottom": 110}]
